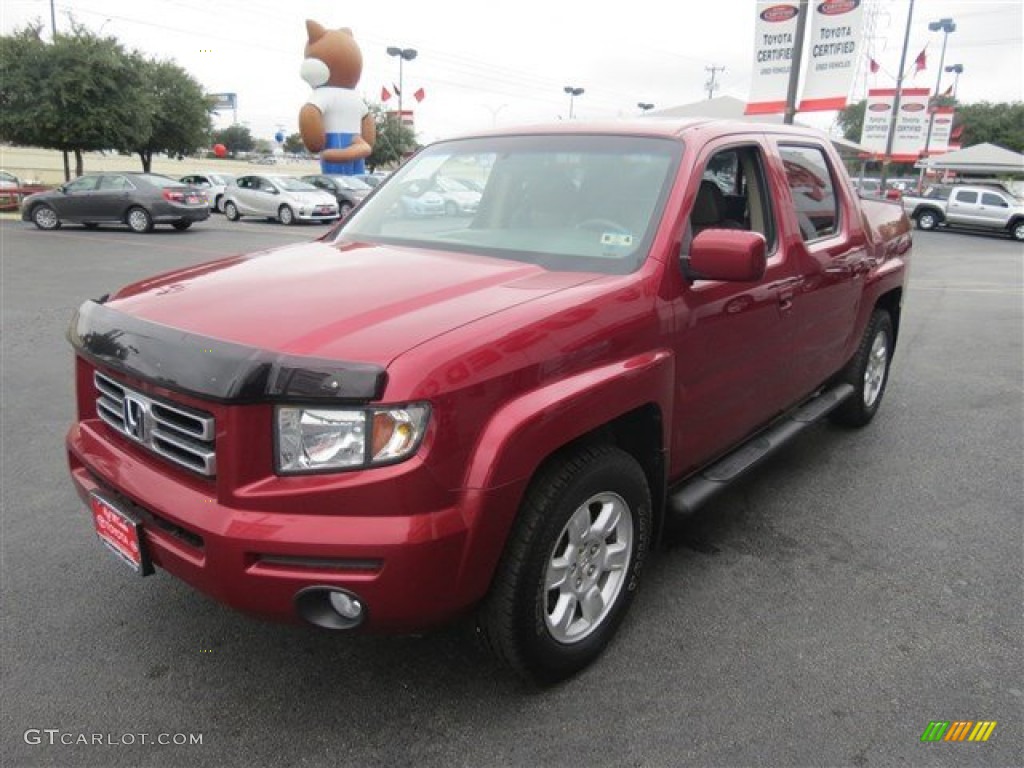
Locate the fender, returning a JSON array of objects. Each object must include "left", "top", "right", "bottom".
[
  {"left": 464, "top": 349, "right": 674, "bottom": 491},
  {"left": 452, "top": 349, "right": 674, "bottom": 600}
]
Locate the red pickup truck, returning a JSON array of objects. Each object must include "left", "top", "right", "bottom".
[{"left": 67, "top": 119, "right": 910, "bottom": 682}]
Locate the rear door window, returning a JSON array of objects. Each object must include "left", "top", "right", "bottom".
[
  {"left": 981, "top": 192, "right": 1007, "bottom": 207},
  {"left": 778, "top": 145, "right": 839, "bottom": 241}
]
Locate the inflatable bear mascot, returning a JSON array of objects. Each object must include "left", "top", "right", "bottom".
[{"left": 298, "top": 20, "right": 375, "bottom": 175}]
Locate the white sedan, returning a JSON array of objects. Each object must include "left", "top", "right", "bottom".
[
  {"left": 222, "top": 175, "right": 339, "bottom": 225},
  {"left": 179, "top": 172, "right": 236, "bottom": 212}
]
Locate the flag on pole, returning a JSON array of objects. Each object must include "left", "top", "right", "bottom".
[
  {"left": 869, "top": 57, "right": 880, "bottom": 74},
  {"left": 941, "top": 84, "right": 953, "bottom": 98},
  {"left": 912, "top": 47, "right": 927, "bottom": 75},
  {"left": 392, "top": 83, "right": 402, "bottom": 97},
  {"left": 381, "top": 86, "right": 392, "bottom": 102},
  {"left": 413, "top": 87, "right": 425, "bottom": 103}
]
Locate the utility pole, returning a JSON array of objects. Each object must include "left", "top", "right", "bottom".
[
  {"left": 704, "top": 66, "right": 725, "bottom": 100},
  {"left": 880, "top": 0, "right": 916, "bottom": 189}
]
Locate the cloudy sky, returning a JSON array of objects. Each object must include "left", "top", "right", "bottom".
[{"left": 2, "top": 0, "right": 1022, "bottom": 143}]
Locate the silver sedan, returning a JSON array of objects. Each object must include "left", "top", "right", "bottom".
[{"left": 222, "top": 175, "right": 339, "bottom": 225}]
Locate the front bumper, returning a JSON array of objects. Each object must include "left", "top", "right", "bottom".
[{"left": 67, "top": 418, "right": 504, "bottom": 632}]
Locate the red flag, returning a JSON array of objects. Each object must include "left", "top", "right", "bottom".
[
  {"left": 413, "top": 87, "right": 425, "bottom": 103},
  {"left": 381, "top": 86, "right": 392, "bottom": 102},
  {"left": 869, "top": 57, "right": 880, "bottom": 74},
  {"left": 913, "top": 47, "right": 927, "bottom": 75},
  {"left": 941, "top": 84, "right": 954, "bottom": 98}
]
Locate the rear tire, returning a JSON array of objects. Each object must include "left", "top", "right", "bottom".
[
  {"left": 278, "top": 205, "right": 295, "bottom": 225},
  {"left": 83, "top": 222, "right": 99, "bottom": 230},
  {"left": 1010, "top": 219, "right": 1024, "bottom": 242},
  {"left": 126, "top": 206, "right": 153, "bottom": 233},
  {"left": 916, "top": 210, "right": 940, "bottom": 231},
  {"left": 172, "top": 221, "right": 192, "bottom": 231},
  {"left": 830, "top": 309, "right": 894, "bottom": 428},
  {"left": 477, "top": 444, "right": 651, "bottom": 684},
  {"left": 31, "top": 204, "right": 61, "bottom": 230},
  {"left": 214, "top": 195, "right": 223, "bottom": 213},
  {"left": 223, "top": 201, "right": 240, "bottom": 221}
]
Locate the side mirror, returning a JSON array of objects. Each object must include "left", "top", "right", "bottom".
[{"left": 684, "top": 229, "right": 767, "bottom": 282}]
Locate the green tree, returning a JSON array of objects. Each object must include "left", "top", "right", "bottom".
[
  {"left": 835, "top": 99, "right": 866, "bottom": 143},
  {"left": 955, "top": 102, "right": 1024, "bottom": 153},
  {"left": 0, "top": 23, "right": 153, "bottom": 178},
  {"left": 212, "top": 124, "right": 254, "bottom": 157},
  {"left": 132, "top": 58, "right": 212, "bottom": 172},
  {"left": 283, "top": 132, "right": 306, "bottom": 155},
  {"left": 366, "top": 105, "right": 417, "bottom": 171}
]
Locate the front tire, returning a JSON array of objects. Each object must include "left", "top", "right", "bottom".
[
  {"left": 830, "top": 309, "right": 894, "bottom": 428},
  {"left": 223, "top": 201, "right": 240, "bottom": 221},
  {"left": 916, "top": 210, "right": 940, "bottom": 231},
  {"left": 278, "top": 205, "right": 295, "bottom": 225},
  {"left": 126, "top": 206, "right": 153, "bottom": 233},
  {"left": 31, "top": 204, "right": 61, "bottom": 230},
  {"left": 1010, "top": 219, "right": 1024, "bottom": 242},
  {"left": 171, "top": 220, "right": 192, "bottom": 231},
  {"left": 214, "top": 194, "right": 223, "bottom": 213},
  {"left": 477, "top": 445, "right": 652, "bottom": 684}
]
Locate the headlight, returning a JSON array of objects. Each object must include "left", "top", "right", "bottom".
[{"left": 276, "top": 404, "right": 429, "bottom": 473}]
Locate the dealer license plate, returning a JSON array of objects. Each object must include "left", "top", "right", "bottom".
[{"left": 89, "top": 493, "right": 153, "bottom": 575}]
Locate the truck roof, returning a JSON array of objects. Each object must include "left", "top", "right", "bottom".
[{"left": 447, "top": 118, "right": 835, "bottom": 144}]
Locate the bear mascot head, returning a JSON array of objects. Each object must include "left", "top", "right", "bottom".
[{"left": 298, "top": 20, "right": 375, "bottom": 175}]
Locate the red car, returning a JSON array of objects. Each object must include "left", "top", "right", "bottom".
[{"left": 67, "top": 120, "right": 910, "bottom": 682}]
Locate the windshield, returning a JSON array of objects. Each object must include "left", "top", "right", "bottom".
[
  {"left": 337, "top": 134, "right": 681, "bottom": 274},
  {"left": 276, "top": 177, "right": 317, "bottom": 192}
]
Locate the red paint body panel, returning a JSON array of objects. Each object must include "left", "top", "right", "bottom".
[{"left": 67, "top": 119, "right": 910, "bottom": 632}]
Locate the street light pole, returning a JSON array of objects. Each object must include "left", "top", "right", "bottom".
[
  {"left": 922, "top": 18, "right": 956, "bottom": 158},
  {"left": 564, "top": 86, "right": 584, "bottom": 119},
  {"left": 386, "top": 46, "right": 418, "bottom": 118},
  {"left": 880, "top": 0, "right": 915, "bottom": 190}
]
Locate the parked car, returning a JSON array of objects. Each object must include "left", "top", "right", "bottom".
[
  {"left": 66, "top": 119, "right": 910, "bottom": 683},
  {"left": 902, "top": 184, "right": 1024, "bottom": 240},
  {"left": 390, "top": 179, "right": 446, "bottom": 217},
  {"left": 431, "top": 176, "right": 482, "bottom": 216},
  {"left": 222, "top": 175, "right": 339, "bottom": 225},
  {"left": 179, "top": 172, "right": 236, "bottom": 212},
  {"left": 352, "top": 172, "right": 389, "bottom": 188},
  {"left": 300, "top": 174, "right": 372, "bottom": 217},
  {"left": 20, "top": 172, "right": 209, "bottom": 232},
  {"left": 0, "top": 170, "right": 22, "bottom": 210}
]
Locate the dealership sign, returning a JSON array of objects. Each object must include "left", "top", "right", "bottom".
[
  {"left": 926, "top": 107, "right": 956, "bottom": 155},
  {"left": 859, "top": 88, "right": 931, "bottom": 161},
  {"left": 746, "top": 0, "right": 864, "bottom": 115}
]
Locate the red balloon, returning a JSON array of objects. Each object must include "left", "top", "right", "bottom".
[{"left": 213, "top": 144, "right": 227, "bottom": 158}]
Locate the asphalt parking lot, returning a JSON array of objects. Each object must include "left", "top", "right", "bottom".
[{"left": 1, "top": 216, "right": 1021, "bottom": 768}]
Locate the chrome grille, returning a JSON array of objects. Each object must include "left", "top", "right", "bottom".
[{"left": 94, "top": 371, "right": 217, "bottom": 476}]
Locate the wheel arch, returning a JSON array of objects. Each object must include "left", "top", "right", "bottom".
[
  {"left": 456, "top": 353, "right": 673, "bottom": 601},
  {"left": 875, "top": 286, "right": 903, "bottom": 345},
  {"left": 915, "top": 205, "right": 944, "bottom": 224}
]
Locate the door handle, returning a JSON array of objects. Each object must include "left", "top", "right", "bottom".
[{"left": 779, "top": 290, "right": 794, "bottom": 313}]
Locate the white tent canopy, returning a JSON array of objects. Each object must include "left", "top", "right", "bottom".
[{"left": 918, "top": 143, "right": 1024, "bottom": 175}]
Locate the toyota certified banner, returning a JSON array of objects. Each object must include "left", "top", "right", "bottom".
[
  {"left": 745, "top": 2, "right": 801, "bottom": 114},
  {"left": 798, "top": 0, "right": 865, "bottom": 111},
  {"left": 859, "top": 88, "right": 931, "bottom": 161},
  {"left": 926, "top": 107, "right": 956, "bottom": 155}
]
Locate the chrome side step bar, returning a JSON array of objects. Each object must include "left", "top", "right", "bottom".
[{"left": 668, "top": 383, "right": 856, "bottom": 515}]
